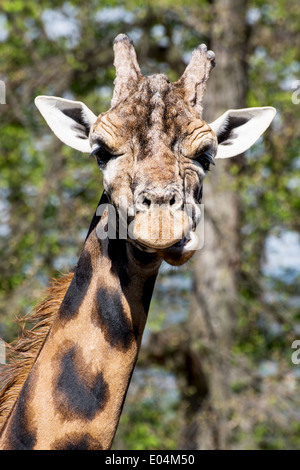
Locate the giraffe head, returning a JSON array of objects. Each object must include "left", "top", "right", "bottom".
[{"left": 35, "top": 34, "right": 275, "bottom": 266}]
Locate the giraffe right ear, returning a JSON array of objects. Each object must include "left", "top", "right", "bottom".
[{"left": 35, "top": 96, "right": 97, "bottom": 153}]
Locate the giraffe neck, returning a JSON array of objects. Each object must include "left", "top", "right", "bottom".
[{"left": 0, "top": 209, "right": 161, "bottom": 450}]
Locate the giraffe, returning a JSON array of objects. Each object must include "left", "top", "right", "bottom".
[{"left": 0, "top": 34, "right": 276, "bottom": 450}]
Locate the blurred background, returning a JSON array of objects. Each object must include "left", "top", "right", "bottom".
[{"left": 0, "top": 0, "right": 300, "bottom": 450}]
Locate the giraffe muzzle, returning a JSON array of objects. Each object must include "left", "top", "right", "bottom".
[{"left": 130, "top": 206, "right": 192, "bottom": 249}]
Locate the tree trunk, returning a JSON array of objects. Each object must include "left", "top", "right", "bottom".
[{"left": 180, "top": 0, "right": 249, "bottom": 450}]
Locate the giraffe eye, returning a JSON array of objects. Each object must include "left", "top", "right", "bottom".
[
  {"left": 194, "top": 152, "right": 215, "bottom": 172},
  {"left": 90, "top": 146, "right": 112, "bottom": 166}
]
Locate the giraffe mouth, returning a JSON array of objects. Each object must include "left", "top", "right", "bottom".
[
  {"left": 130, "top": 207, "right": 192, "bottom": 250},
  {"left": 172, "top": 230, "right": 198, "bottom": 250},
  {"left": 130, "top": 228, "right": 200, "bottom": 265},
  {"left": 155, "top": 229, "right": 199, "bottom": 265},
  {"left": 164, "top": 229, "right": 199, "bottom": 253}
]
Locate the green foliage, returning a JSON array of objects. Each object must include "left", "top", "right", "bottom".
[{"left": 0, "top": 0, "right": 300, "bottom": 450}]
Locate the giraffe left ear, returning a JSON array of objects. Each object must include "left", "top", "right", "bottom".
[
  {"left": 209, "top": 107, "right": 276, "bottom": 159},
  {"left": 35, "top": 96, "right": 97, "bottom": 153}
]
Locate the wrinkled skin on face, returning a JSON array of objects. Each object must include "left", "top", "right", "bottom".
[{"left": 90, "top": 74, "right": 217, "bottom": 266}]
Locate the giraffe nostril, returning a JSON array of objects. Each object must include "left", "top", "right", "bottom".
[
  {"left": 169, "top": 195, "right": 176, "bottom": 206},
  {"left": 142, "top": 197, "right": 151, "bottom": 208},
  {"left": 167, "top": 191, "right": 183, "bottom": 210},
  {"left": 135, "top": 193, "right": 153, "bottom": 212}
]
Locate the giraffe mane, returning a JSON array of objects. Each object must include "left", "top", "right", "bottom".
[{"left": 0, "top": 272, "right": 73, "bottom": 431}]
